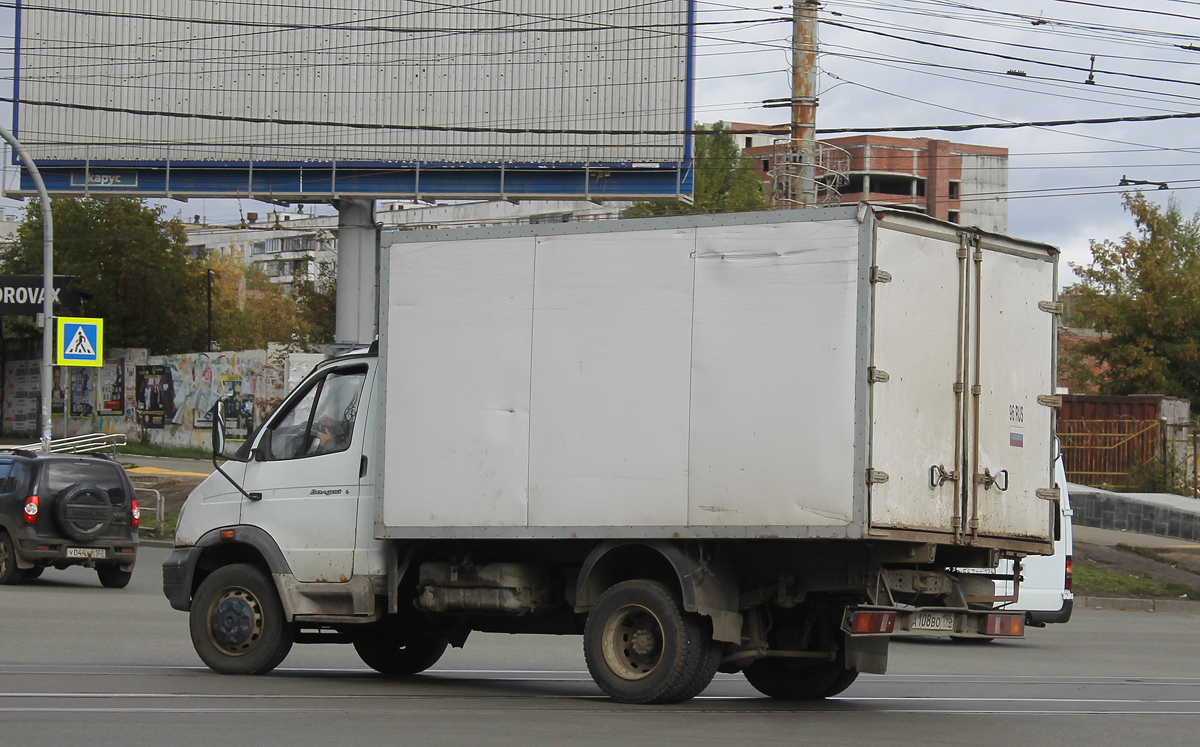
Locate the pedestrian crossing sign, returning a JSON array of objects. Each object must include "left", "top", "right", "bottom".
[{"left": 56, "top": 317, "right": 103, "bottom": 366}]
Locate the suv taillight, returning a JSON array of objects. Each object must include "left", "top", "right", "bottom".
[
  {"left": 131, "top": 499, "right": 140, "bottom": 529},
  {"left": 23, "top": 495, "right": 39, "bottom": 524}
]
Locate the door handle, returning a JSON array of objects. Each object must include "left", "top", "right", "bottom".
[
  {"left": 975, "top": 468, "right": 1008, "bottom": 492},
  {"left": 929, "top": 464, "right": 959, "bottom": 489}
]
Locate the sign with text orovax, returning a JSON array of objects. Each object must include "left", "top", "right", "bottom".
[
  {"left": 0, "top": 275, "right": 81, "bottom": 316},
  {"left": 56, "top": 317, "right": 103, "bottom": 367}
]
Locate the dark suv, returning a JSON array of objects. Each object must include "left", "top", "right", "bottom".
[{"left": 0, "top": 451, "right": 139, "bottom": 588}]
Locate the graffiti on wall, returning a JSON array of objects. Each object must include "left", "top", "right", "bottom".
[{"left": 1, "top": 345, "right": 300, "bottom": 447}]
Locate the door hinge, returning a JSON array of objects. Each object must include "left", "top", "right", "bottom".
[
  {"left": 866, "top": 468, "right": 890, "bottom": 485},
  {"left": 1037, "top": 394, "right": 1063, "bottom": 408},
  {"left": 1038, "top": 301, "right": 1064, "bottom": 314},
  {"left": 1036, "top": 488, "right": 1060, "bottom": 501},
  {"left": 869, "top": 266, "right": 892, "bottom": 284},
  {"left": 868, "top": 367, "right": 890, "bottom": 384}
]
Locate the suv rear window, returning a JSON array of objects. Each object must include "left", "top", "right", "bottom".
[{"left": 43, "top": 461, "right": 128, "bottom": 506}]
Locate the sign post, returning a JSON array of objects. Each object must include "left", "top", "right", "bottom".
[{"left": 0, "top": 124, "right": 55, "bottom": 451}]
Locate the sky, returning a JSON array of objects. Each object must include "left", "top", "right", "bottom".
[
  {"left": 3, "top": 1, "right": 1200, "bottom": 286},
  {"left": 693, "top": 0, "right": 1200, "bottom": 283}
]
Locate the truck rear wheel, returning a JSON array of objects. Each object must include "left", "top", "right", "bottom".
[
  {"left": 353, "top": 633, "right": 448, "bottom": 675},
  {"left": 583, "top": 579, "right": 720, "bottom": 704},
  {"left": 743, "top": 652, "right": 859, "bottom": 700},
  {"left": 190, "top": 564, "right": 294, "bottom": 675}
]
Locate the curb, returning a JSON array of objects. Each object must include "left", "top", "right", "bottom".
[
  {"left": 1075, "top": 595, "right": 1200, "bottom": 615},
  {"left": 137, "top": 539, "right": 175, "bottom": 549}
]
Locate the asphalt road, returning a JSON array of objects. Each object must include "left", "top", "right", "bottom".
[{"left": 2, "top": 548, "right": 1199, "bottom": 746}]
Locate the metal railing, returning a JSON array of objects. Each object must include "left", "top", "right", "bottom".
[
  {"left": 16, "top": 432, "right": 128, "bottom": 455},
  {"left": 134, "top": 487, "right": 166, "bottom": 538},
  {"left": 1058, "top": 418, "right": 1199, "bottom": 496}
]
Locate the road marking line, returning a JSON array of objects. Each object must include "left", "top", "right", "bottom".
[{"left": 2, "top": 706, "right": 1200, "bottom": 716}]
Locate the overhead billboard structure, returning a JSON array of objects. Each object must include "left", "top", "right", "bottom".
[{"left": 11, "top": 1, "right": 695, "bottom": 201}]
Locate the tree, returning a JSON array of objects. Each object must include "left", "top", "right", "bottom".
[
  {"left": 624, "top": 121, "right": 769, "bottom": 218},
  {"left": 1062, "top": 193, "right": 1200, "bottom": 404},
  {"left": 292, "top": 254, "right": 337, "bottom": 346},
  {"left": 3, "top": 198, "right": 206, "bottom": 354},
  {"left": 206, "top": 239, "right": 336, "bottom": 352}
]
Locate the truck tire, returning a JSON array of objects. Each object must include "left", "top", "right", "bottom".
[
  {"left": 190, "top": 563, "right": 295, "bottom": 675},
  {"left": 743, "top": 653, "right": 859, "bottom": 700},
  {"left": 97, "top": 563, "right": 133, "bottom": 589},
  {"left": 583, "top": 579, "right": 721, "bottom": 704},
  {"left": 353, "top": 633, "right": 448, "bottom": 675},
  {"left": 0, "top": 532, "right": 21, "bottom": 586}
]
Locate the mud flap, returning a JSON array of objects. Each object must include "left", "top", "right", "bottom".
[{"left": 845, "top": 635, "right": 889, "bottom": 674}]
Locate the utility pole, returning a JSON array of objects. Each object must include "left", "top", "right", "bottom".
[
  {"left": 206, "top": 269, "right": 214, "bottom": 352},
  {"left": 792, "top": 0, "right": 820, "bottom": 207}
]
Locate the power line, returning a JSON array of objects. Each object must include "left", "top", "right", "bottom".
[{"left": 819, "top": 109, "right": 1200, "bottom": 134}]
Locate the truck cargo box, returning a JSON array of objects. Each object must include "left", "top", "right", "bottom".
[{"left": 375, "top": 206, "right": 1058, "bottom": 552}]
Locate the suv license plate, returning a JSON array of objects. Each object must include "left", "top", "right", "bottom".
[
  {"left": 65, "top": 547, "right": 107, "bottom": 559},
  {"left": 911, "top": 611, "right": 955, "bottom": 631}
]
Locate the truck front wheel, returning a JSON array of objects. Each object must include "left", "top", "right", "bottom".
[
  {"left": 743, "top": 651, "right": 859, "bottom": 700},
  {"left": 189, "top": 564, "right": 295, "bottom": 675},
  {"left": 583, "top": 579, "right": 720, "bottom": 704},
  {"left": 353, "top": 633, "right": 448, "bottom": 675}
]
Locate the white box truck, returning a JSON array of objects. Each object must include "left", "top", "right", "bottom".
[{"left": 164, "top": 206, "right": 1062, "bottom": 703}]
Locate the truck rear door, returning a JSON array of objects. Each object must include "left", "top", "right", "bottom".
[{"left": 867, "top": 213, "right": 1058, "bottom": 546}]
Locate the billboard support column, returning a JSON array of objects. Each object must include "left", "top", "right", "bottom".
[
  {"left": 0, "top": 124, "right": 54, "bottom": 451},
  {"left": 335, "top": 199, "right": 379, "bottom": 345}
]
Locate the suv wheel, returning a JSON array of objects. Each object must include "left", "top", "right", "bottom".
[
  {"left": 97, "top": 563, "right": 133, "bottom": 589},
  {"left": 190, "top": 564, "right": 295, "bottom": 675},
  {"left": 0, "top": 532, "right": 21, "bottom": 585}
]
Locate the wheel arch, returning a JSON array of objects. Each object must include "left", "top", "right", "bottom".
[
  {"left": 575, "top": 540, "right": 742, "bottom": 644},
  {"left": 189, "top": 525, "right": 293, "bottom": 601}
]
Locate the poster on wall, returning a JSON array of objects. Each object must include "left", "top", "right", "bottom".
[
  {"left": 192, "top": 387, "right": 221, "bottom": 429},
  {"left": 69, "top": 369, "right": 95, "bottom": 417},
  {"left": 98, "top": 359, "right": 125, "bottom": 415},
  {"left": 219, "top": 374, "right": 256, "bottom": 441},
  {"left": 3, "top": 360, "right": 40, "bottom": 435},
  {"left": 51, "top": 366, "right": 66, "bottom": 415},
  {"left": 135, "top": 365, "right": 176, "bottom": 429}
]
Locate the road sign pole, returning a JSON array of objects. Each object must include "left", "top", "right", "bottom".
[{"left": 0, "top": 124, "right": 54, "bottom": 452}]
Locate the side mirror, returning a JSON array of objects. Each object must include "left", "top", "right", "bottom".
[
  {"left": 208, "top": 399, "right": 262, "bottom": 502},
  {"left": 211, "top": 401, "right": 226, "bottom": 457}
]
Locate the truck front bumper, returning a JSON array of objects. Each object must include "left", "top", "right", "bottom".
[{"left": 162, "top": 546, "right": 202, "bottom": 611}]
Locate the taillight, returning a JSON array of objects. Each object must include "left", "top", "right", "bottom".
[
  {"left": 1064, "top": 555, "right": 1072, "bottom": 591},
  {"left": 131, "top": 499, "right": 140, "bottom": 529},
  {"left": 985, "top": 613, "right": 1025, "bottom": 637},
  {"left": 23, "top": 495, "right": 39, "bottom": 524},
  {"left": 850, "top": 610, "right": 897, "bottom": 634}
]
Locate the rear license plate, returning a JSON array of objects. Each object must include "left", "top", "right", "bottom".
[
  {"left": 65, "top": 547, "right": 107, "bottom": 559},
  {"left": 911, "top": 611, "right": 955, "bottom": 631}
]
